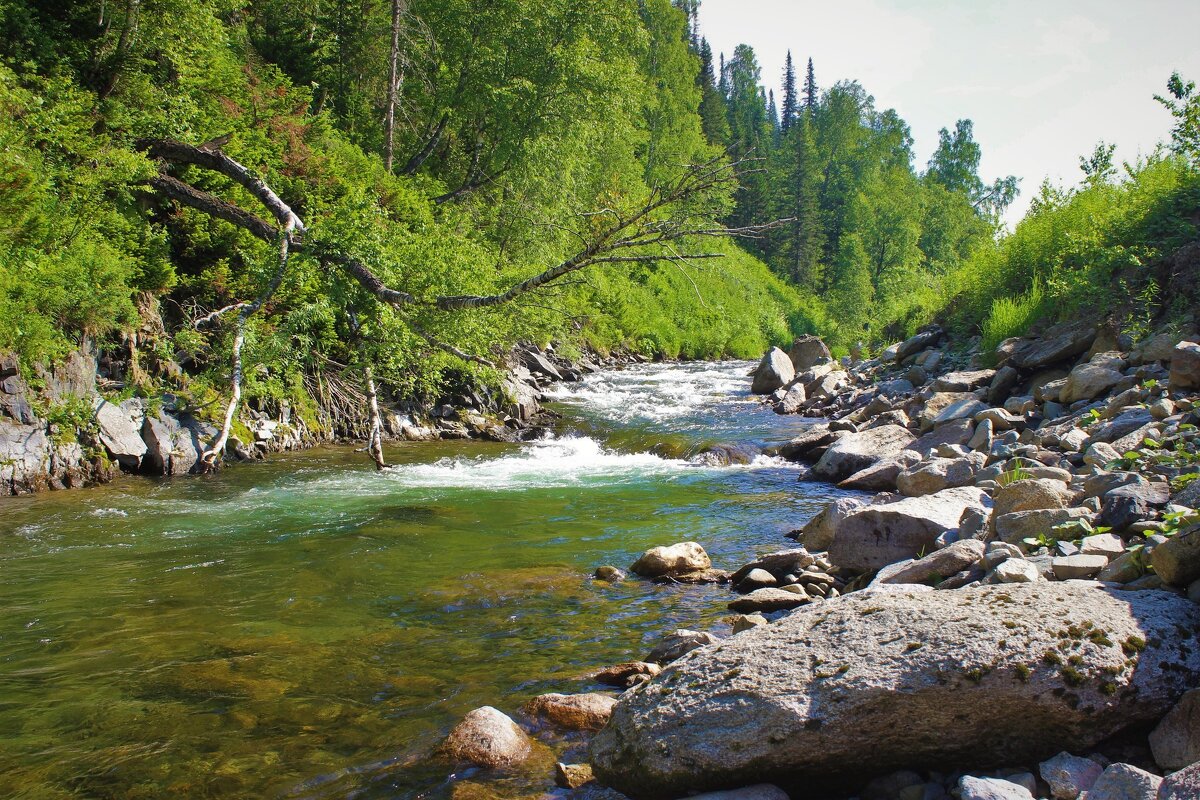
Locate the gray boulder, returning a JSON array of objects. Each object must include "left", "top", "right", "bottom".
[
  {"left": 1150, "top": 525, "right": 1200, "bottom": 587},
  {"left": 877, "top": 538, "right": 985, "bottom": 586},
  {"left": 1083, "top": 763, "right": 1161, "bottom": 800},
  {"left": 1149, "top": 689, "right": 1200, "bottom": 770},
  {"left": 957, "top": 776, "right": 1034, "bottom": 800},
  {"left": 993, "top": 478, "right": 1074, "bottom": 517},
  {"left": 932, "top": 370, "right": 997, "bottom": 393},
  {"left": 796, "top": 497, "right": 866, "bottom": 551},
  {"left": 752, "top": 348, "right": 796, "bottom": 395},
  {"left": 1062, "top": 358, "right": 1125, "bottom": 404},
  {"left": 812, "top": 425, "right": 915, "bottom": 482},
  {"left": 1159, "top": 762, "right": 1200, "bottom": 800},
  {"left": 1009, "top": 321, "right": 1098, "bottom": 370},
  {"left": 93, "top": 397, "right": 147, "bottom": 470},
  {"left": 896, "top": 455, "right": 980, "bottom": 497},
  {"left": 839, "top": 451, "right": 923, "bottom": 491},
  {"left": 1040, "top": 751, "right": 1104, "bottom": 799},
  {"left": 1169, "top": 342, "right": 1200, "bottom": 391},
  {"left": 631, "top": 542, "right": 711, "bottom": 578},
  {"left": 896, "top": 327, "right": 943, "bottom": 360},
  {"left": 788, "top": 336, "right": 831, "bottom": 372},
  {"left": 590, "top": 582, "right": 1200, "bottom": 799},
  {"left": 830, "top": 486, "right": 992, "bottom": 572},
  {"left": 647, "top": 630, "right": 720, "bottom": 664}
]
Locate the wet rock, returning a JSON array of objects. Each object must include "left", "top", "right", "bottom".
[
  {"left": 442, "top": 706, "right": 532, "bottom": 768},
  {"left": 752, "top": 348, "right": 796, "bottom": 395},
  {"left": 1040, "top": 751, "right": 1104, "bottom": 799},
  {"left": 830, "top": 487, "right": 992, "bottom": 573},
  {"left": 728, "top": 588, "right": 809, "bottom": 613},
  {"left": 812, "top": 425, "right": 915, "bottom": 482},
  {"left": 730, "top": 549, "right": 816, "bottom": 586},
  {"left": 524, "top": 692, "right": 616, "bottom": 731},
  {"left": 1169, "top": 342, "right": 1200, "bottom": 391},
  {"left": 589, "top": 583, "right": 1200, "bottom": 799},
  {"left": 1083, "top": 763, "right": 1161, "bottom": 800},
  {"left": 519, "top": 348, "right": 563, "bottom": 382},
  {"left": 594, "top": 661, "right": 661, "bottom": 688},
  {"left": 772, "top": 385, "right": 807, "bottom": 414},
  {"left": 692, "top": 443, "right": 762, "bottom": 466},
  {"left": 631, "top": 542, "right": 711, "bottom": 578},
  {"left": 957, "top": 775, "right": 1033, "bottom": 800},
  {"left": 788, "top": 335, "right": 832, "bottom": 372},
  {"left": 1150, "top": 525, "right": 1200, "bottom": 587},
  {"left": 1149, "top": 689, "right": 1200, "bottom": 770},
  {"left": 993, "top": 478, "right": 1074, "bottom": 517},
  {"left": 1158, "top": 762, "right": 1200, "bottom": 800},
  {"left": 774, "top": 424, "right": 842, "bottom": 462},
  {"left": 878, "top": 539, "right": 985, "bottom": 586},
  {"left": 647, "top": 630, "right": 720, "bottom": 664},
  {"left": 555, "top": 762, "right": 595, "bottom": 789},
  {"left": 736, "top": 568, "right": 777, "bottom": 592},
  {"left": 594, "top": 565, "right": 626, "bottom": 582}
]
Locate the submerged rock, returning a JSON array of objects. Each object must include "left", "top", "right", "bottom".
[
  {"left": 589, "top": 582, "right": 1200, "bottom": 799},
  {"left": 524, "top": 692, "right": 615, "bottom": 731}
]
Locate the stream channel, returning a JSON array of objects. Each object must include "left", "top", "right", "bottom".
[{"left": 0, "top": 361, "right": 857, "bottom": 799}]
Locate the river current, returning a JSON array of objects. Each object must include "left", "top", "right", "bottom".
[{"left": 0, "top": 361, "right": 853, "bottom": 799}]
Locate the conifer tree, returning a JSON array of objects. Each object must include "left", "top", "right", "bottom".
[
  {"left": 768, "top": 89, "right": 780, "bottom": 142},
  {"left": 780, "top": 50, "right": 797, "bottom": 132},
  {"left": 803, "top": 57, "right": 817, "bottom": 113},
  {"left": 698, "top": 38, "right": 730, "bottom": 145}
]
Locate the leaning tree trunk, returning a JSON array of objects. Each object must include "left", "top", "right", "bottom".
[{"left": 363, "top": 364, "right": 388, "bottom": 470}]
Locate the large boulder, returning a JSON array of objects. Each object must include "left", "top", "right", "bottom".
[
  {"left": 519, "top": 348, "right": 563, "bottom": 382},
  {"left": 1039, "top": 752, "right": 1104, "bottom": 799},
  {"left": 1150, "top": 525, "right": 1200, "bottom": 587},
  {"left": 1159, "top": 762, "right": 1200, "bottom": 800},
  {"left": 442, "top": 706, "right": 532, "bottom": 768},
  {"left": 0, "top": 420, "right": 52, "bottom": 494},
  {"left": 1149, "top": 689, "right": 1200, "bottom": 770},
  {"left": 773, "top": 424, "right": 842, "bottom": 462},
  {"left": 589, "top": 582, "right": 1200, "bottom": 799},
  {"left": 631, "top": 542, "right": 711, "bottom": 578},
  {"left": 931, "top": 370, "right": 997, "bottom": 393},
  {"left": 1008, "top": 321, "right": 1098, "bottom": 371},
  {"left": 752, "top": 348, "right": 795, "bottom": 395},
  {"left": 141, "top": 410, "right": 217, "bottom": 476},
  {"left": 1084, "top": 763, "right": 1162, "bottom": 800},
  {"left": 993, "top": 478, "right": 1074, "bottom": 517},
  {"left": 812, "top": 425, "right": 915, "bottom": 483},
  {"left": 1061, "top": 357, "right": 1126, "bottom": 404},
  {"left": 788, "top": 336, "right": 831, "bottom": 372},
  {"left": 877, "top": 538, "right": 985, "bottom": 586},
  {"left": 93, "top": 397, "right": 147, "bottom": 470},
  {"left": 829, "top": 486, "right": 992, "bottom": 572},
  {"left": 918, "top": 393, "right": 988, "bottom": 431},
  {"left": 1170, "top": 341, "right": 1200, "bottom": 391},
  {"left": 796, "top": 497, "right": 867, "bottom": 551},
  {"left": 896, "top": 456, "right": 980, "bottom": 497},
  {"left": 895, "top": 326, "right": 943, "bottom": 361}
]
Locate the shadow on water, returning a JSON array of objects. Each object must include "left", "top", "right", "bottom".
[{"left": 0, "top": 361, "right": 856, "bottom": 800}]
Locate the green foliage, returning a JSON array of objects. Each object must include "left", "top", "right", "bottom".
[{"left": 980, "top": 278, "right": 1045, "bottom": 353}]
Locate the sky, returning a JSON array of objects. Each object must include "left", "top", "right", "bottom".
[{"left": 698, "top": 0, "right": 1200, "bottom": 226}]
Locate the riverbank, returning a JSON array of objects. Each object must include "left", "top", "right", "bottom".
[{"left": 426, "top": 321, "right": 1200, "bottom": 800}]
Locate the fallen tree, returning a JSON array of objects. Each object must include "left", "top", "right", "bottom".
[{"left": 139, "top": 138, "right": 776, "bottom": 468}]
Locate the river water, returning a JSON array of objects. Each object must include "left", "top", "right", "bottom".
[{"left": 0, "top": 361, "right": 853, "bottom": 800}]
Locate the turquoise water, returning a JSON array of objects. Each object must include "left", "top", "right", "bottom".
[{"left": 0, "top": 362, "right": 851, "bottom": 799}]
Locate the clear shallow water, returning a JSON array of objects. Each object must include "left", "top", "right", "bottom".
[{"left": 0, "top": 361, "right": 852, "bottom": 800}]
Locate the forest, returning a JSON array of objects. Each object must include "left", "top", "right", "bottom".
[{"left": 1, "top": 0, "right": 1198, "bottom": 433}]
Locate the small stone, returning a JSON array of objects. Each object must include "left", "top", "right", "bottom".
[
  {"left": 1149, "top": 689, "right": 1200, "bottom": 770},
  {"left": 1151, "top": 524, "right": 1200, "bottom": 587},
  {"left": 1039, "top": 751, "right": 1104, "bottom": 799},
  {"left": 555, "top": 762, "right": 595, "bottom": 789},
  {"left": 1169, "top": 341, "right": 1200, "bottom": 391},
  {"left": 647, "top": 629, "right": 720, "bottom": 664},
  {"left": 1084, "top": 441, "right": 1122, "bottom": 468},
  {"left": 731, "top": 614, "right": 769, "bottom": 633},
  {"left": 1081, "top": 762, "right": 1161, "bottom": 800},
  {"left": 631, "top": 542, "right": 711, "bottom": 578},
  {"left": 736, "top": 568, "right": 779, "bottom": 592},
  {"left": 1052, "top": 554, "right": 1110, "bottom": 580},
  {"left": 593, "top": 661, "right": 660, "bottom": 688},
  {"left": 984, "top": 541, "right": 1024, "bottom": 569},
  {"left": 990, "top": 559, "right": 1041, "bottom": 584},
  {"left": 523, "top": 692, "right": 616, "bottom": 731},
  {"left": 729, "top": 588, "right": 809, "bottom": 613},
  {"left": 594, "top": 565, "right": 626, "bottom": 582},
  {"left": 956, "top": 775, "right": 1034, "bottom": 800},
  {"left": 993, "top": 478, "right": 1074, "bottom": 517},
  {"left": 1080, "top": 533, "right": 1126, "bottom": 559}
]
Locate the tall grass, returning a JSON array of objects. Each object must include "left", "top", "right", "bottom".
[{"left": 980, "top": 278, "right": 1045, "bottom": 353}]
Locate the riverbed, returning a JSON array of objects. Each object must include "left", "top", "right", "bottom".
[{"left": 0, "top": 361, "right": 853, "bottom": 799}]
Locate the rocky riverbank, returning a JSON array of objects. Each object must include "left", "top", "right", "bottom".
[
  {"left": 0, "top": 342, "right": 639, "bottom": 495},
  {"left": 431, "top": 320, "right": 1200, "bottom": 800}
]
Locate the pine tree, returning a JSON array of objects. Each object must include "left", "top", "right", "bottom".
[
  {"left": 780, "top": 50, "right": 797, "bottom": 132},
  {"left": 698, "top": 38, "right": 730, "bottom": 146},
  {"left": 718, "top": 52, "right": 728, "bottom": 97},
  {"left": 771, "top": 115, "right": 824, "bottom": 286},
  {"left": 767, "top": 88, "right": 780, "bottom": 142},
  {"left": 803, "top": 57, "right": 817, "bottom": 113}
]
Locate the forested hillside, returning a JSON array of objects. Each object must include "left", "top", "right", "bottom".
[{"left": 1, "top": 0, "right": 1197, "bottom": 445}]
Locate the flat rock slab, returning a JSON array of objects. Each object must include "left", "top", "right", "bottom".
[{"left": 590, "top": 582, "right": 1200, "bottom": 799}]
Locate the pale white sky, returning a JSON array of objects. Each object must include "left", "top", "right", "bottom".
[{"left": 699, "top": 0, "right": 1200, "bottom": 226}]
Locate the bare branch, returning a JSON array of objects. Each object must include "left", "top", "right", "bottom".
[{"left": 410, "top": 324, "right": 496, "bottom": 368}]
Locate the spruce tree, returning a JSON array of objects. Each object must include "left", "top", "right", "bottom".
[
  {"left": 698, "top": 39, "right": 730, "bottom": 145},
  {"left": 781, "top": 50, "right": 797, "bottom": 132},
  {"left": 768, "top": 89, "right": 780, "bottom": 142},
  {"left": 803, "top": 57, "right": 817, "bottom": 113}
]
